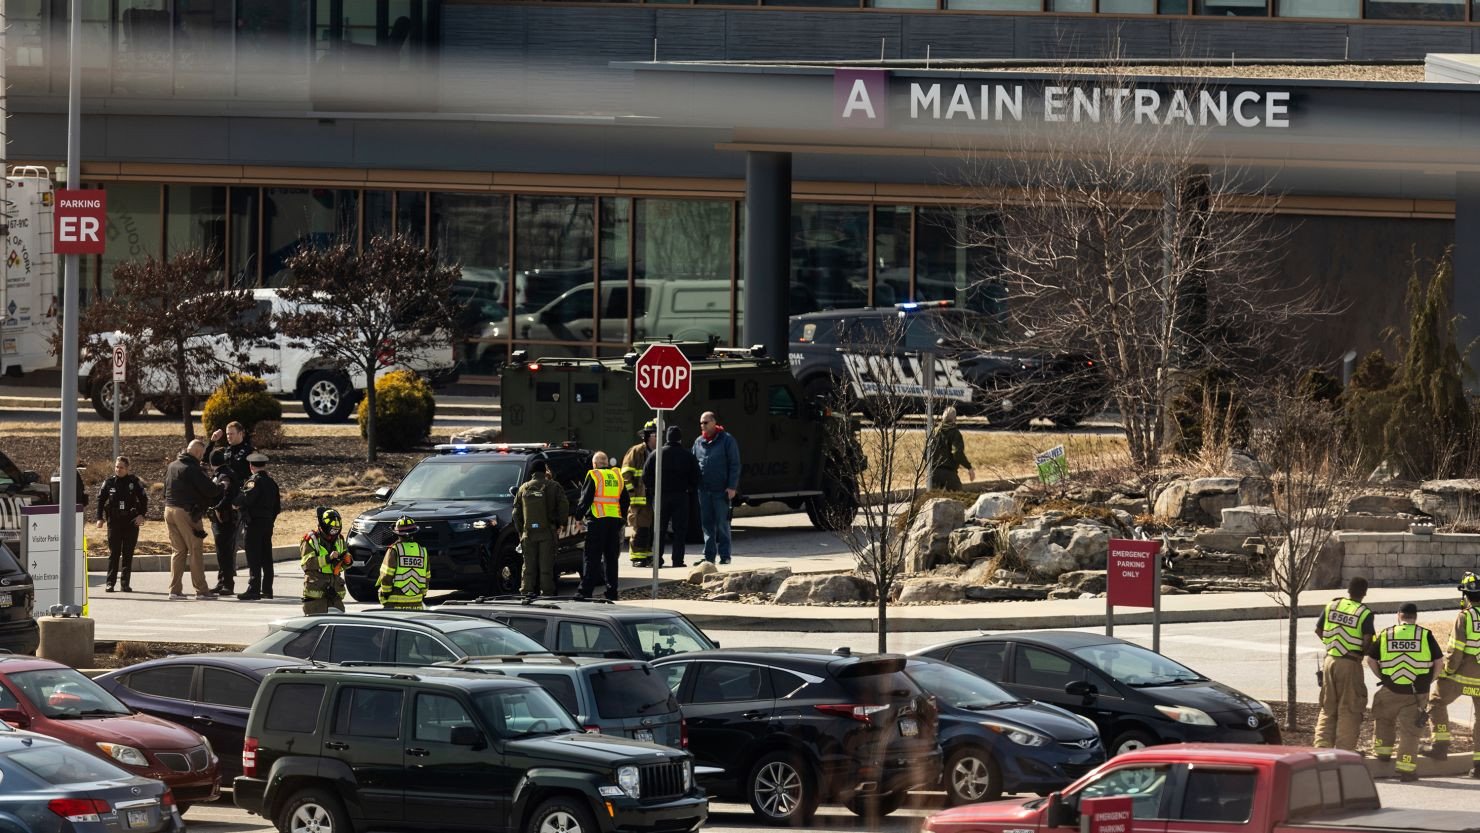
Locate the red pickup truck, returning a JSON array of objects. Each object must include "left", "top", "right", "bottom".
[{"left": 922, "top": 745, "right": 1480, "bottom": 833}]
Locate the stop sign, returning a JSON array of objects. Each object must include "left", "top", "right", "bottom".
[{"left": 634, "top": 344, "right": 693, "bottom": 411}]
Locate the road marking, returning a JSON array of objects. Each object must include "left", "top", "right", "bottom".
[{"left": 1162, "top": 633, "right": 1321, "bottom": 656}]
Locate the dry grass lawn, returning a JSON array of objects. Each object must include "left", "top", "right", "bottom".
[{"left": 860, "top": 428, "right": 1131, "bottom": 487}]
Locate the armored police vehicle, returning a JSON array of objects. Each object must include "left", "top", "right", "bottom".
[
  {"left": 789, "top": 302, "right": 1110, "bottom": 429},
  {"left": 342, "top": 442, "right": 592, "bottom": 602},
  {"left": 500, "top": 342, "right": 860, "bottom": 531}
]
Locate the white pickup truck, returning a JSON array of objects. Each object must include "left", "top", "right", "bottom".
[{"left": 79, "top": 288, "right": 460, "bottom": 422}]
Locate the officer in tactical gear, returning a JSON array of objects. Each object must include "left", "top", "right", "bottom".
[
  {"left": 207, "top": 449, "right": 241, "bottom": 596},
  {"left": 578, "top": 451, "right": 629, "bottom": 601},
  {"left": 301, "top": 507, "right": 351, "bottom": 614},
  {"left": 1314, "top": 576, "right": 1375, "bottom": 751},
  {"left": 379, "top": 516, "right": 430, "bottom": 610},
  {"left": 623, "top": 421, "right": 658, "bottom": 567},
  {"left": 927, "top": 407, "right": 974, "bottom": 490},
  {"left": 1425, "top": 571, "right": 1480, "bottom": 776},
  {"left": 1365, "top": 603, "right": 1442, "bottom": 781},
  {"left": 512, "top": 460, "right": 570, "bottom": 598},
  {"left": 233, "top": 453, "right": 281, "bottom": 600}
]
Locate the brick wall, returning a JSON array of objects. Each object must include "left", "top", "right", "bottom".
[{"left": 1339, "top": 532, "right": 1480, "bottom": 586}]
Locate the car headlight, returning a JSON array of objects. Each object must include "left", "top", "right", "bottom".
[
  {"left": 351, "top": 518, "right": 372, "bottom": 534},
  {"left": 983, "top": 722, "right": 1048, "bottom": 747},
  {"left": 200, "top": 735, "right": 215, "bottom": 760},
  {"left": 616, "top": 765, "right": 641, "bottom": 799},
  {"left": 1155, "top": 705, "right": 1217, "bottom": 726},
  {"left": 1074, "top": 713, "right": 1099, "bottom": 734},
  {"left": 97, "top": 742, "right": 149, "bottom": 767},
  {"left": 450, "top": 518, "right": 496, "bottom": 533},
  {"left": 682, "top": 759, "right": 693, "bottom": 791}
]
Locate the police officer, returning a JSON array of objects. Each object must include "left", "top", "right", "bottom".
[
  {"left": 300, "top": 507, "right": 351, "bottom": 615},
  {"left": 927, "top": 407, "right": 975, "bottom": 490},
  {"left": 95, "top": 456, "right": 147, "bottom": 593},
  {"left": 378, "top": 516, "right": 430, "bottom": 610},
  {"left": 578, "top": 451, "right": 628, "bottom": 601},
  {"left": 1425, "top": 571, "right": 1480, "bottom": 776},
  {"left": 207, "top": 449, "right": 240, "bottom": 595},
  {"left": 512, "top": 460, "right": 570, "bottom": 598},
  {"left": 622, "top": 421, "right": 657, "bottom": 567},
  {"left": 1365, "top": 603, "right": 1442, "bottom": 781},
  {"left": 1314, "top": 576, "right": 1375, "bottom": 751},
  {"left": 233, "top": 453, "right": 281, "bottom": 601}
]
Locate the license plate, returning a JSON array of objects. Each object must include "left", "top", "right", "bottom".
[
  {"left": 899, "top": 718, "right": 919, "bottom": 737},
  {"left": 0, "top": 594, "right": 13, "bottom": 608},
  {"left": 635, "top": 729, "right": 654, "bottom": 743},
  {"left": 126, "top": 809, "right": 149, "bottom": 829}
]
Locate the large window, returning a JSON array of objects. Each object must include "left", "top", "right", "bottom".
[
  {"left": 1278, "top": 0, "right": 1358, "bottom": 15},
  {"left": 100, "top": 183, "right": 162, "bottom": 300},
  {"left": 236, "top": 0, "right": 309, "bottom": 92},
  {"left": 633, "top": 199, "right": 732, "bottom": 346},
  {"left": 175, "top": 0, "right": 235, "bottom": 95},
  {"left": 1196, "top": 0, "right": 1268, "bottom": 13},
  {"left": 873, "top": 205, "right": 911, "bottom": 308},
  {"left": 166, "top": 185, "right": 226, "bottom": 265},
  {"left": 916, "top": 207, "right": 996, "bottom": 309},
  {"left": 791, "top": 204, "right": 869, "bottom": 314},
  {"left": 433, "top": 193, "right": 511, "bottom": 374},
  {"left": 261, "top": 187, "right": 358, "bottom": 286},
  {"left": 1362, "top": 0, "right": 1462, "bottom": 15}
]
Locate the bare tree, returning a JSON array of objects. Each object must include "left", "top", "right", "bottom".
[
  {"left": 817, "top": 315, "right": 938, "bottom": 652},
  {"left": 279, "top": 235, "right": 462, "bottom": 462},
  {"left": 79, "top": 250, "right": 270, "bottom": 440},
  {"left": 1248, "top": 387, "right": 1361, "bottom": 731},
  {"left": 953, "top": 65, "right": 1327, "bottom": 470}
]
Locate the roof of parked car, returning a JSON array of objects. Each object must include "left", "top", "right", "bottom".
[
  {"left": 0, "top": 656, "right": 73, "bottom": 674},
  {"left": 651, "top": 647, "right": 904, "bottom": 666},
  {"left": 440, "top": 599, "right": 692, "bottom": 620},
  {"left": 277, "top": 610, "right": 521, "bottom": 632},
  {"left": 268, "top": 663, "right": 539, "bottom": 690},
  {"left": 97, "top": 652, "right": 310, "bottom": 678},
  {"left": 918, "top": 631, "right": 1122, "bottom": 653},
  {"left": 1114, "top": 743, "right": 1364, "bottom": 767}
]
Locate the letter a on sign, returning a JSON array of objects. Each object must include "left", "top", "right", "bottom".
[{"left": 54, "top": 189, "right": 108, "bottom": 255}]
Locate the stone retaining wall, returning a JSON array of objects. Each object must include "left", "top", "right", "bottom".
[{"left": 1339, "top": 532, "right": 1480, "bottom": 585}]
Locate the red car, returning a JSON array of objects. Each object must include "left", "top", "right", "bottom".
[{"left": 0, "top": 656, "right": 220, "bottom": 809}]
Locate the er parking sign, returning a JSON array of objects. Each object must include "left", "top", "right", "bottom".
[{"left": 54, "top": 189, "right": 107, "bottom": 255}]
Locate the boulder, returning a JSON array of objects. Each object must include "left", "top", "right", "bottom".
[
  {"left": 1238, "top": 476, "right": 1274, "bottom": 507},
  {"left": 898, "top": 579, "right": 966, "bottom": 603},
  {"left": 965, "top": 585, "right": 1050, "bottom": 602},
  {"left": 1411, "top": 480, "right": 1480, "bottom": 525},
  {"left": 773, "top": 574, "right": 875, "bottom": 605},
  {"left": 1047, "top": 587, "right": 1081, "bottom": 600},
  {"left": 1272, "top": 529, "right": 1345, "bottom": 591},
  {"left": 717, "top": 567, "right": 793, "bottom": 596},
  {"left": 1057, "top": 569, "right": 1108, "bottom": 594},
  {"left": 995, "top": 569, "right": 1029, "bottom": 584},
  {"left": 1227, "top": 450, "right": 1262, "bottom": 476},
  {"left": 686, "top": 561, "right": 719, "bottom": 586},
  {"left": 705, "top": 591, "right": 740, "bottom": 601},
  {"left": 1152, "top": 480, "right": 1190, "bottom": 522},
  {"left": 1161, "top": 585, "right": 1188, "bottom": 595},
  {"left": 1007, "top": 520, "right": 1112, "bottom": 580},
  {"left": 1368, "top": 460, "right": 1401, "bottom": 484},
  {"left": 1220, "top": 505, "right": 1278, "bottom": 535},
  {"left": 448, "top": 426, "right": 502, "bottom": 444},
  {"left": 904, "top": 498, "right": 967, "bottom": 572},
  {"left": 1105, "top": 495, "right": 1150, "bottom": 516},
  {"left": 1189, "top": 476, "right": 1242, "bottom": 495},
  {"left": 948, "top": 527, "right": 996, "bottom": 564},
  {"left": 1347, "top": 494, "right": 1417, "bottom": 515},
  {"left": 969, "top": 492, "right": 1019, "bottom": 520}
]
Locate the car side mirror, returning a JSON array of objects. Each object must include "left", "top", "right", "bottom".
[
  {"left": 20, "top": 472, "right": 39, "bottom": 487},
  {"left": 1044, "top": 792, "right": 1076, "bottom": 828},
  {"left": 374, "top": 487, "right": 392, "bottom": 501},
  {"left": 0, "top": 708, "right": 29, "bottom": 729},
  {"left": 1065, "top": 681, "right": 1097, "bottom": 699},
  {"left": 712, "top": 640, "right": 720, "bottom": 648},
  {"left": 449, "top": 726, "right": 486, "bottom": 750}
]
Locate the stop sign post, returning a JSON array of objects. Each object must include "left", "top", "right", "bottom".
[{"left": 635, "top": 345, "right": 694, "bottom": 599}]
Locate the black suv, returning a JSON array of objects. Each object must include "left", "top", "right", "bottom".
[
  {"left": 435, "top": 599, "right": 717, "bottom": 661},
  {"left": 651, "top": 648, "right": 940, "bottom": 826},
  {"left": 235, "top": 665, "right": 707, "bottom": 833},
  {"left": 788, "top": 303, "right": 1110, "bottom": 428},
  {"left": 344, "top": 443, "right": 593, "bottom": 602},
  {"left": 243, "top": 611, "right": 546, "bottom": 665}
]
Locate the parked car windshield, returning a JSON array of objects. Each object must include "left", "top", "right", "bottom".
[
  {"left": 1069, "top": 643, "right": 1206, "bottom": 687},
  {"left": 392, "top": 459, "right": 525, "bottom": 501},
  {"left": 473, "top": 687, "right": 582, "bottom": 737},
  {"left": 906, "top": 661, "right": 1020, "bottom": 709},
  {"left": 591, "top": 666, "right": 679, "bottom": 718},
  {"left": 447, "top": 626, "right": 545, "bottom": 658},
  {"left": 620, "top": 618, "right": 716, "bottom": 660},
  {"left": 10, "top": 669, "right": 132, "bottom": 718},
  {"left": 7, "top": 743, "right": 131, "bottom": 784}
]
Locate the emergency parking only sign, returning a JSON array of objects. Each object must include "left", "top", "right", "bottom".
[{"left": 54, "top": 189, "right": 107, "bottom": 255}]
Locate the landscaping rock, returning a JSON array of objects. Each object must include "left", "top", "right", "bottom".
[
  {"left": 448, "top": 426, "right": 502, "bottom": 443},
  {"left": 1412, "top": 480, "right": 1480, "bottom": 525},
  {"left": 1221, "top": 505, "right": 1277, "bottom": 535},
  {"left": 1105, "top": 495, "right": 1150, "bottom": 516},
  {"left": 1153, "top": 480, "right": 1190, "bottom": 522},
  {"left": 1227, "top": 450, "right": 1262, "bottom": 476},
  {"left": 965, "top": 585, "right": 1049, "bottom": 602},
  {"left": 1047, "top": 587, "right": 1081, "bottom": 600},
  {"left": 686, "top": 561, "right": 719, "bottom": 585},
  {"left": 1347, "top": 494, "right": 1417, "bottom": 515},
  {"left": 898, "top": 578, "right": 966, "bottom": 603},
  {"left": 995, "top": 569, "right": 1029, "bottom": 584},
  {"left": 773, "top": 574, "right": 875, "bottom": 605},
  {"left": 1161, "top": 585, "right": 1188, "bottom": 595},
  {"left": 717, "top": 567, "right": 793, "bottom": 596},
  {"left": 1057, "top": 569, "right": 1108, "bottom": 594},
  {"left": 1272, "top": 529, "right": 1345, "bottom": 591},
  {"left": 706, "top": 591, "right": 741, "bottom": 601},
  {"left": 949, "top": 527, "right": 995, "bottom": 564},
  {"left": 969, "top": 492, "right": 1019, "bottom": 520},
  {"left": 904, "top": 498, "right": 966, "bottom": 572},
  {"left": 1007, "top": 519, "right": 1112, "bottom": 580},
  {"left": 1238, "top": 476, "right": 1273, "bottom": 507}
]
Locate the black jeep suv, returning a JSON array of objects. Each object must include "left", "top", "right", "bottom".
[
  {"left": 344, "top": 443, "right": 592, "bottom": 602},
  {"left": 435, "top": 599, "right": 717, "bottom": 661},
  {"left": 235, "top": 665, "right": 707, "bottom": 833}
]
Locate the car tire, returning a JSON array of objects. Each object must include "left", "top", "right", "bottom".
[
  {"left": 746, "top": 751, "right": 818, "bottom": 826},
  {"left": 276, "top": 787, "right": 349, "bottom": 833},
  {"left": 945, "top": 746, "right": 1003, "bottom": 805},
  {"left": 527, "top": 796, "right": 598, "bottom": 833},
  {"left": 91, "top": 378, "right": 144, "bottom": 420},
  {"left": 300, "top": 370, "right": 355, "bottom": 423},
  {"left": 1109, "top": 728, "right": 1157, "bottom": 757},
  {"left": 844, "top": 791, "right": 904, "bottom": 819},
  {"left": 490, "top": 535, "right": 522, "bottom": 596},
  {"left": 805, "top": 472, "right": 857, "bottom": 532}
]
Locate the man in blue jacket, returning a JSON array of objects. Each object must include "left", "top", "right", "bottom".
[{"left": 693, "top": 411, "right": 741, "bottom": 565}]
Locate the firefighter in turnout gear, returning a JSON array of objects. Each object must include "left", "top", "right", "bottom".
[
  {"left": 1314, "top": 576, "right": 1376, "bottom": 751},
  {"left": 1425, "top": 571, "right": 1480, "bottom": 776},
  {"left": 1365, "top": 603, "right": 1442, "bottom": 781},
  {"left": 379, "top": 516, "right": 430, "bottom": 610},
  {"left": 301, "top": 507, "right": 351, "bottom": 614},
  {"left": 623, "top": 421, "right": 658, "bottom": 567}
]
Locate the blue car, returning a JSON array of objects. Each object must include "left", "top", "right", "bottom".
[
  {"left": 902, "top": 657, "right": 1105, "bottom": 805},
  {"left": 0, "top": 733, "right": 183, "bottom": 833}
]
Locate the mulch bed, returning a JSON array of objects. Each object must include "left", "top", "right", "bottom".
[
  {"left": 1271, "top": 700, "right": 1474, "bottom": 753},
  {"left": 89, "top": 641, "right": 244, "bottom": 670}
]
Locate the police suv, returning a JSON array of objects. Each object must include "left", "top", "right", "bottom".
[
  {"left": 343, "top": 443, "right": 591, "bottom": 602},
  {"left": 788, "top": 302, "right": 1110, "bottom": 429}
]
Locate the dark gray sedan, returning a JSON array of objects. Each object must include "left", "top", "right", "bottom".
[{"left": 0, "top": 733, "right": 183, "bottom": 833}]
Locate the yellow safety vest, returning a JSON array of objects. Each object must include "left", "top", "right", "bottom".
[
  {"left": 380, "top": 541, "right": 429, "bottom": 605},
  {"left": 1320, "top": 597, "right": 1372, "bottom": 658},
  {"left": 300, "top": 533, "right": 348, "bottom": 600},
  {"left": 1448, "top": 607, "right": 1480, "bottom": 658},
  {"left": 588, "top": 468, "right": 623, "bottom": 519},
  {"left": 1377, "top": 623, "right": 1435, "bottom": 686}
]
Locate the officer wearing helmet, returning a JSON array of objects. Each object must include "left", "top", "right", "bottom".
[
  {"left": 1425, "top": 571, "right": 1480, "bottom": 776},
  {"left": 379, "top": 516, "right": 430, "bottom": 610},
  {"left": 301, "top": 507, "right": 352, "bottom": 614},
  {"left": 622, "top": 421, "right": 658, "bottom": 567}
]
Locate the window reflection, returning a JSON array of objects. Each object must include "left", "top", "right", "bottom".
[
  {"left": 632, "top": 199, "right": 732, "bottom": 346},
  {"left": 873, "top": 206, "right": 911, "bottom": 307},
  {"left": 791, "top": 204, "right": 868, "bottom": 315},
  {"left": 261, "top": 187, "right": 357, "bottom": 286},
  {"left": 433, "top": 193, "right": 511, "bottom": 375},
  {"left": 166, "top": 186, "right": 226, "bottom": 275}
]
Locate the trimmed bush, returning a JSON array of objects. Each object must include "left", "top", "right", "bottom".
[
  {"left": 357, "top": 369, "right": 436, "bottom": 451},
  {"left": 202, "top": 374, "right": 283, "bottom": 436}
]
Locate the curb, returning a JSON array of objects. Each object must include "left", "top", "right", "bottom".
[
  {"left": 1366, "top": 754, "right": 1475, "bottom": 779},
  {"left": 86, "top": 544, "right": 299, "bottom": 574}
]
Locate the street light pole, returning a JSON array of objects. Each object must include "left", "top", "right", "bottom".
[{"left": 57, "top": 0, "right": 84, "bottom": 609}]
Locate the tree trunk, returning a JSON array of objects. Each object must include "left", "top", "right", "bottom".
[
  {"left": 364, "top": 359, "right": 379, "bottom": 463},
  {"left": 877, "top": 584, "right": 889, "bottom": 653},
  {"left": 176, "top": 344, "right": 195, "bottom": 441},
  {"left": 1286, "top": 593, "right": 1299, "bottom": 732}
]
